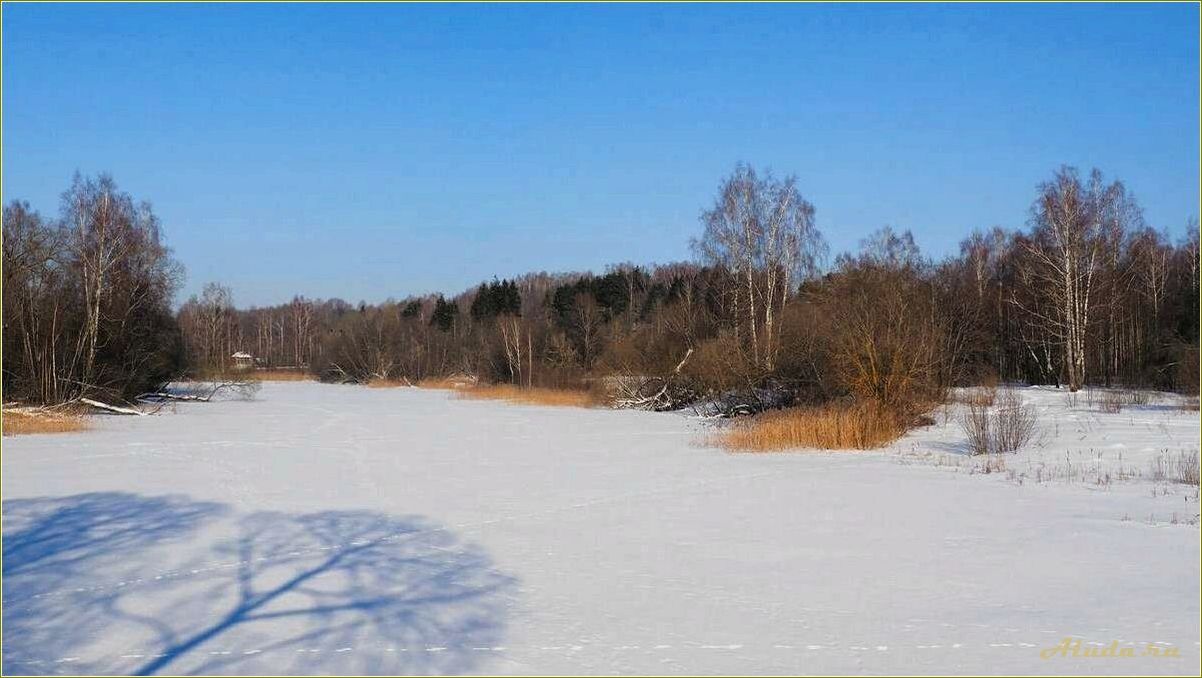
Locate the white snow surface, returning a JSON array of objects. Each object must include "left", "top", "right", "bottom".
[{"left": 2, "top": 382, "right": 1198, "bottom": 675}]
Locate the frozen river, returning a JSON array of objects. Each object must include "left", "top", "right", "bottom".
[{"left": 2, "top": 382, "right": 1198, "bottom": 675}]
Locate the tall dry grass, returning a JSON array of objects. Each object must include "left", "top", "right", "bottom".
[
  {"left": 415, "top": 376, "right": 478, "bottom": 390},
  {"left": 1098, "top": 390, "right": 1125, "bottom": 414},
  {"left": 254, "top": 368, "right": 314, "bottom": 381},
  {"left": 956, "top": 385, "right": 997, "bottom": 408},
  {"left": 719, "top": 401, "right": 907, "bottom": 452},
  {"left": 455, "top": 383, "right": 601, "bottom": 408},
  {"left": 1125, "top": 390, "right": 1154, "bottom": 406},
  {"left": 3, "top": 410, "right": 89, "bottom": 436},
  {"left": 365, "top": 378, "right": 415, "bottom": 388},
  {"left": 1149, "top": 450, "right": 1200, "bottom": 486}
]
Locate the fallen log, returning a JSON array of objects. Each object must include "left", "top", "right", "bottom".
[
  {"left": 136, "top": 392, "right": 210, "bottom": 402},
  {"left": 80, "top": 398, "right": 148, "bottom": 416},
  {"left": 613, "top": 347, "right": 696, "bottom": 411},
  {"left": 136, "top": 380, "right": 260, "bottom": 403}
]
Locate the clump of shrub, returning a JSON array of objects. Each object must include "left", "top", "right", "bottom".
[
  {"left": 1125, "top": 390, "right": 1153, "bottom": 406},
  {"left": 1148, "top": 450, "right": 1200, "bottom": 486},
  {"left": 1094, "top": 388, "right": 1159, "bottom": 411},
  {"left": 719, "top": 400, "right": 907, "bottom": 451},
  {"left": 959, "top": 388, "right": 1038, "bottom": 456},
  {"left": 958, "top": 385, "right": 997, "bottom": 408},
  {"left": 1081, "top": 388, "right": 1160, "bottom": 412},
  {"left": 1098, "top": 390, "right": 1125, "bottom": 414}
]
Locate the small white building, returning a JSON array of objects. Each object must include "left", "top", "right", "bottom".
[{"left": 231, "top": 351, "right": 254, "bottom": 369}]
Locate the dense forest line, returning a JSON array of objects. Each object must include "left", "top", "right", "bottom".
[{"left": 4, "top": 165, "right": 1199, "bottom": 416}]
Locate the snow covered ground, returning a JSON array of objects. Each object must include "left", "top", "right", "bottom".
[
  {"left": 2, "top": 382, "right": 1198, "bottom": 675},
  {"left": 893, "top": 386, "right": 1200, "bottom": 498}
]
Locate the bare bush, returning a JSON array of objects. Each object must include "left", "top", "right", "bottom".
[
  {"left": 1098, "top": 390, "right": 1124, "bottom": 414},
  {"left": 1182, "top": 453, "right": 1201, "bottom": 486},
  {"left": 959, "top": 385, "right": 997, "bottom": 408},
  {"left": 960, "top": 400, "right": 992, "bottom": 456},
  {"left": 1148, "top": 451, "right": 1201, "bottom": 486},
  {"left": 981, "top": 454, "right": 1007, "bottom": 475},
  {"left": 1125, "top": 390, "right": 1153, "bottom": 406},
  {"left": 959, "top": 389, "right": 1038, "bottom": 455},
  {"left": 823, "top": 260, "right": 946, "bottom": 415},
  {"left": 993, "top": 389, "right": 1037, "bottom": 454}
]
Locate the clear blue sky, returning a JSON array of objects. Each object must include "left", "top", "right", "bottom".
[{"left": 3, "top": 3, "right": 1198, "bottom": 308}]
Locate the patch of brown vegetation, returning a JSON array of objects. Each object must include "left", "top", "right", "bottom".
[
  {"left": 365, "top": 378, "right": 415, "bottom": 388},
  {"left": 1149, "top": 450, "right": 1200, "bottom": 486},
  {"left": 254, "top": 368, "right": 314, "bottom": 381},
  {"left": 1098, "top": 390, "right": 1125, "bottom": 414},
  {"left": 415, "top": 375, "right": 478, "bottom": 390},
  {"left": 719, "top": 401, "right": 907, "bottom": 452},
  {"left": 956, "top": 385, "right": 997, "bottom": 408},
  {"left": 455, "top": 384, "right": 601, "bottom": 408},
  {"left": 3, "top": 409, "right": 89, "bottom": 436}
]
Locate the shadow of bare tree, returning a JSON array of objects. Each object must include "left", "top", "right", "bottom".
[{"left": 2, "top": 493, "right": 517, "bottom": 675}]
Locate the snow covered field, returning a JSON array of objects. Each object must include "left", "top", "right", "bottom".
[{"left": 2, "top": 382, "right": 1198, "bottom": 675}]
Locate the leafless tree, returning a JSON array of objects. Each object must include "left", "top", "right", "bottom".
[
  {"left": 570, "top": 292, "right": 604, "bottom": 368},
  {"left": 63, "top": 174, "right": 139, "bottom": 389},
  {"left": 3, "top": 175, "right": 184, "bottom": 404},
  {"left": 1012, "top": 167, "right": 1139, "bottom": 391},
  {"left": 289, "top": 296, "right": 314, "bottom": 367},
  {"left": 694, "top": 164, "right": 825, "bottom": 372}
]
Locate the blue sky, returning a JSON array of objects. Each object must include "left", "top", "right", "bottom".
[{"left": 3, "top": 3, "right": 1198, "bottom": 307}]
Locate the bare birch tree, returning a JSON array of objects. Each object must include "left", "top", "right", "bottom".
[
  {"left": 1013, "top": 167, "right": 1139, "bottom": 391},
  {"left": 694, "top": 164, "right": 825, "bottom": 373}
]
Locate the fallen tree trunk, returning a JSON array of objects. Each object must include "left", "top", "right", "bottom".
[
  {"left": 136, "top": 391, "right": 210, "bottom": 402},
  {"left": 136, "top": 380, "right": 260, "bottom": 403},
  {"left": 614, "top": 348, "right": 697, "bottom": 411},
  {"left": 80, "top": 398, "right": 148, "bottom": 416}
]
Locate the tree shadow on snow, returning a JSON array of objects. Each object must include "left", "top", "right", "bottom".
[{"left": 2, "top": 493, "right": 517, "bottom": 675}]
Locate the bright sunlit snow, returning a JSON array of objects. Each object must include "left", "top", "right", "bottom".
[{"left": 2, "top": 383, "right": 1198, "bottom": 675}]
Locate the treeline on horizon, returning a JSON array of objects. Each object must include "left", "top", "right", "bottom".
[{"left": 3, "top": 164, "right": 1199, "bottom": 414}]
